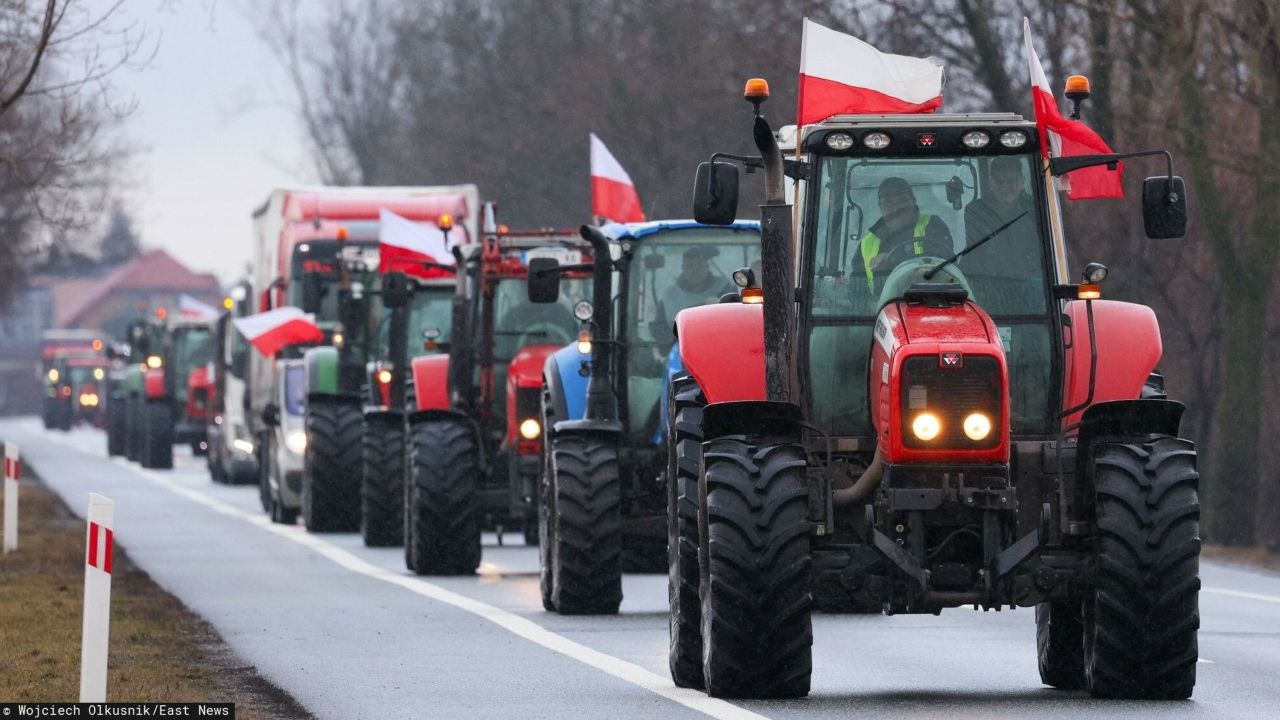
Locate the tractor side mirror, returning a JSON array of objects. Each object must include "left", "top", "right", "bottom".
[
  {"left": 1142, "top": 176, "right": 1187, "bottom": 239},
  {"left": 262, "top": 402, "right": 280, "bottom": 427},
  {"left": 382, "top": 271, "right": 411, "bottom": 308},
  {"left": 693, "top": 161, "right": 739, "bottom": 225},
  {"left": 527, "top": 258, "right": 561, "bottom": 304}
]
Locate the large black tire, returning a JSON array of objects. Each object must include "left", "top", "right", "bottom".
[
  {"left": 302, "top": 399, "right": 363, "bottom": 532},
  {"left": 362, "top": 416, "right": 405, "bottom": 547},
  {"left": 263, "top": 434, "right": 298, "bottom": 525},
  {"left": 1084, "top": 436, "right": 1200, "bottom": 699},
  {"left": 549, "top": 434, "right": 622, "bottom": 615},
  {"left": 538, "top": 382, "right": 557, "bottom": 611},
  {"left": 106, "top": 399, "right": 126, "bottom": 457},
  {"left": 667, "top": 372, "right": 705, "bottom": 688},
  {"left": 700, "top": 437, "right": 812, "bottom": 699},
  {"left": 1037, "top": 598, "right": 1085, "bottom": 689},
  {"left": 125, "top": 396, "right": 143, "bottom": 462},
  {"left": 257, "top": 432, "right": 273, "bottom": 512},
  {"left": 406, "top": 418, "right": 481, "bottom": 575},
  {"left": 141, "top": 400, "right": 174, "bottom": 469}
]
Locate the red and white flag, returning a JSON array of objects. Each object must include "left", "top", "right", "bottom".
[
  {"left": 1024, "top": 19, "right": 1122, "bottom": 200},
  {"left": 797, "top": 19, "right": 944, "bottom": 125},
  {"left": 232, "top": 307, "right": 324, "bottom": 357},
  {"left": 590, "top": 133, "right": 645, "bottom": 223},
  {"left": 378, "top": 209, "right": 456, "bottom": 279},
  {"left": 179, "top": 294, "right": 219, "bottom": 320}
]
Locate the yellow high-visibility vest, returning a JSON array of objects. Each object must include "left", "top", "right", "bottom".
[{"left": 860, "top": 214, "right": 932, "bottom": 293}]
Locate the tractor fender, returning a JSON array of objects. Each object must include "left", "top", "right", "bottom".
[
  {"left": 304, "top": 346, "right": 339, "bottom": 397},
  {"left": 701, "top": 400, "right": 802, "bottom": 441},
  {"left": 545, "top": 343, "right": 590, "bottom": 424},
  {"left": 144, "top": 369, "right": 166, "bottom": 400},
  {"left": 1063, "top": 300, "right": 1162, "bottom": 427},
  {"left": 506, "top": 344, "right": 561, "bottom": 450},
  {"left": 652, "top": 344, "right": 687, "bottom": 447},
  {"left": 411, "top": 354, "right": 449, "bottom": 412},
  {"left": 674, "top": 303, "right": 765, "bottom": 405}
]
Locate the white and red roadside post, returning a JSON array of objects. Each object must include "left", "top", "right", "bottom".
[
  {"left": 3, "top": 442, "right": 18, "bottom": 553},
  {"left": 80, "top": 492, "right": 115, "bottom": 702}
]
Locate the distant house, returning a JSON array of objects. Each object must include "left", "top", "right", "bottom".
[{"left": 0, "top": 249, "right": 222, "bottom": 414}]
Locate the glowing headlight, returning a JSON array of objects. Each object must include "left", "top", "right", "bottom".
[
  {"left": 332, "top": 332, "right": 344, "bottom": 348},
  {"left": 376, "top": 369, "right": 393, "bottom": 384},
  {"left": 999, "top": 130, "right": 1027, "bottom": 148},
  {"left": 93, "top": 368, "right": 105, "bottom": 380},
  {"left": 286, "top": 431, "right": 307, "bottom": 455},
  {"left": 911, "top": 412, "right": 941, "bottom": 442},
  {"left": 963, "top": 412, "right": 992, "bottom": 441},
  {"left": 233, "top": 439, "right": 255, "bottom": 455},
  {"left": 519, "top": 418, "right": 541, "bottom": 440},
  {"left": 146, "top": 355, "right": 163, "bottom": 369},
  {"left": 577, "top": 329, "right": 592, "bottom": 355},
  {"left": 79, "top": 393, "right": 100, "bottom": 407},
  {"left": 48, "top": 368, "right": 59, "bottom": 383}
]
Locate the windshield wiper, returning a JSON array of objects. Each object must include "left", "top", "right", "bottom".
[{"left": 923, "top": 210, "right": 1029, "bottom": 280}]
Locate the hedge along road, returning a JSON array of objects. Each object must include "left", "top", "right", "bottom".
[{"left": 3, "top": 417, "right": 1280, "bottom": 720}]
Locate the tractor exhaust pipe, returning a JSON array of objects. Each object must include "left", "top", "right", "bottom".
[
  {"left": 833, "top": 446, "right": 884, "bottom": 508},
  {"left": 752, "top": 114, "right": 795, "bottom": 404}
]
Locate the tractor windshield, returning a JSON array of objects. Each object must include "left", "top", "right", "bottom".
[
  {"left": 628, "top": 227, "right": 759, "bottom": 433},
  {"left": 376, "top": 284, "right": 454, "bottom": 357},
  {"left": 171, "top": 327, "right": 214, "bottom": 402},
  {"left": 805, "top": 152, "right": 1056, "bottom": 437}
]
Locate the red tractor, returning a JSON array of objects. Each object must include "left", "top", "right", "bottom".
[
  {"left": 405, "top": 226, "right": 594, "bottom": 574},
  {"left": 668, "top": 78, "right": 1198, "bottom": 700}
]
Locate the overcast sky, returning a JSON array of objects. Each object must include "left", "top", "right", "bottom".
[{"left": 108, "top": 0, "right": 313, "bottom": 285}]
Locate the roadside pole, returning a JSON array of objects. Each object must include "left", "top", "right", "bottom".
[
  {"left": 3, "top": 442, "right": 17, "bottom": 553},
  {"left": 79, "top": 493, "right": 115, "bottom": 702}
]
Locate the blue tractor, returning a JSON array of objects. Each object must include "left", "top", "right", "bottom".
[{"left": 530, "top": 219, "right": 761, "bottom": 614}]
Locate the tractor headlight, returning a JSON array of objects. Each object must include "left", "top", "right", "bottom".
[
  {"left": 863, "top": 131, "right": 892, "bottom": 150},
  {"left": 519, "top": 418, "right": 541, "bottom": 440},
  {"left": 93, "top": 368, "right": 105, "bottom": 380},
  {"left": 577, "top": 328, "right": 592, "bottom": 355},
  {"left": 963, "top": 412, "right": 992, "bottom": 441},
  {"left": 825, "top": 132, "right": 855, "bottom": 151},
  {"left": 48, "top": 368, "right": 59, "bottom": 383},
  {"left": 911, "top": 412, "right": 941, "bottom": 442},
  {"left": 146, "top": 355, "right": 163, "bottom": 369},
  {"left": 962, "top": 130, "right": 990, "bottom": 148},
  {"left": 376, "top": 369, "right": 392, "bottom": 384},
  {"left": 999, "top": 130, "right": 1028, "bottom": 148},
  {"left": 286, "top": 431, "right": 307, "bottom": 455}
]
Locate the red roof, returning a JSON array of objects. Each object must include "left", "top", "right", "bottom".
[{"left": 60, "top": 250, "right": 220, "bottom": 327}]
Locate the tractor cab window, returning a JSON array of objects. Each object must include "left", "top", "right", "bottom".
[
  {"left": 171, "top": 327, "right": 213, "bottom": 401},
  {"left": 628, "top": 228, "right": 758, "bottom": 434},
  {"left": 806, "top": 152, "right": 1055, "bottom": 437},
  {"left": 376, "top": 285, "right": 454, "bottom": 357}
]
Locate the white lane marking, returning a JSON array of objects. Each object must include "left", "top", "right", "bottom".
[
  {"left": 1202, "top": 587, "right": 1280, "bottom": 606},
  {"left": 106, "top": 462, "right": 768, "bottom": 720}
]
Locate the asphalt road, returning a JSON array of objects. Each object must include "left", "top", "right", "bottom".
[{"left": 4, "top": 416, "right": 1279, "bottom": 720}]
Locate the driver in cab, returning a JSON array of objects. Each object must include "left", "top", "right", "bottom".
[{"left": 858, "top": 176, "right": 953, "bottom": 294}]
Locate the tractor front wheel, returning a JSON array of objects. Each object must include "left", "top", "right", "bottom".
[
  {"left": 1084, "top": 436, "right": 1200, "bottom": 699},
  {"left": 141, "top": 400, "right": 173, "bottom": 469},
  {"left": 549, "top": 434, "right": 621, "bottom": 615},
  {"left": 362, "top": 415, "right": 406, "bottom": 547},
  {"left": 700, "top": 437, "right": 812, "bottom": 699},
  {"left": 406, "top": 418, "right": 481, "bottom": 575},
  {"left": 1036, "top": 598, "right": 1085, "bottom": 689},
  {"left": 302, "top": 399, "right": 362, "bottom": 532},
  {"left": 666, "top": 372, "right": 705, "bottom": 688}
]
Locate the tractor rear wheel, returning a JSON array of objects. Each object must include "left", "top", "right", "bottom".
[
  {"left": 106, "top": 398, "right": 126, "bottom": 457},
  {"left": 1036, "top": 598, "right": 1085, "bottom": 689},
  {"left": 549, "top": 434, "right": 621, "bottom": 615},
  {"left": 1084, "top": 436, "right": 1200, "bottom": 699},
  {"left": 125, "top": 397, "right": 143, "bottom": 462},
  {"left": 362, "top": 415, "right": 405, "bottom": 547},
  {"left": 302, "top": 399, "right": 362, "bottom": 532},
  {"left": 700, "top": 437, "right": 812, "bottom": 699},
  {"left": 538, "top": 384, "right": 557, "bottom": 611},
  {"left": 666, "top": 372, "right": 705, "bottom": 689},
  {"left": 406, "top": 418, "right": 481, "bottom": 575},
  {"left": 141, "top": 400, "right": 174, "bottom": 469}
]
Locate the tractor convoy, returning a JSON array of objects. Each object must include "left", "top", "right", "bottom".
[{"left": 69, "top": 52, "right": 1201, "bottom": 704}]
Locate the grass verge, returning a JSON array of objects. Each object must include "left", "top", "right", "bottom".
[{"left": 0, "top": 452, "right": 311, "bottom": 718}]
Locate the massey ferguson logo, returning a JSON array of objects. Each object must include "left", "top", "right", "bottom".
[
  {"left": 917, "top": 133, "right": 937, "bottom": 148},
  {"left": 940, "top": 352, "right": 963, "bottom": 368}
]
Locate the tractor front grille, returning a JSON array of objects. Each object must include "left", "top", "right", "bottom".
[{"left": 899, "top": 355, "right": 1001, "bottom": 450}]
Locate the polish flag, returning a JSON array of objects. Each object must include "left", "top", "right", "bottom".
[
  {"left": 797, "top": 19, "right": 944, "bottom": 126},
  {"left": 1024, "top": 19, "right": 1122, "bottom": 200},
  {"left": 378, "top": 209, "right": 456, "bottom": 279},
  {"left": 179, "top": 294, "right": 220, "bottom": 320},
  {"left": 232, "top": 307, "right": 324, "bottom": 357},
  {"left": 590, "top": 133, "right": 645, "bottom": 223}
]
